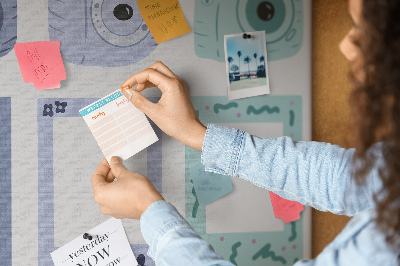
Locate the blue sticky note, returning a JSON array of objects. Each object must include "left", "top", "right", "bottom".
[{"left": 190, "top": 162, "right": 233, "bottom": 208}]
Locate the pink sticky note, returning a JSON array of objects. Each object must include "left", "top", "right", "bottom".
[
  {"left": 269, "top": 191, "right": 304, "bottom": 223},
  {"left": 14, "top": 41, "right": 66, "bottom": 90}
]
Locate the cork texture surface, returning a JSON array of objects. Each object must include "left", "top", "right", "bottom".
[{"left": 311, "top": 0, "right": 353, "bottom": 258}]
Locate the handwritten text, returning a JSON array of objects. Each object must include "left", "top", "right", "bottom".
[{"left": 92, "top": 112, "right": 105, "bottom": 120}]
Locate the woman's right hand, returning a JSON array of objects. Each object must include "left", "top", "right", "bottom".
[{"left": 120, "top": 61, "right": 207, "bottom": 151}]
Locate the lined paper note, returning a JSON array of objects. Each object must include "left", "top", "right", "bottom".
[{"left": 80, "top": 90, "right": 158, "bottom": 162}]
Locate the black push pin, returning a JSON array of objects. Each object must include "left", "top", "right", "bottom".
[
  {"left": 242, "top": 33, "right": 252, "bottom": 39},
  {"left": 83, "top": 233, "right": 93, "bottom": 240}
]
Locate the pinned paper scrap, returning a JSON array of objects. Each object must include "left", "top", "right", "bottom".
[
  {"left": 269, "top": 191, "right": 304, "bottom": 223},
  {"left": 190, "top": 162, "right": 233, "bottom": 208},
  {"left": 51, "top": 218, "right": 138, "bottom": 266},
  {"left": 136, "top": 0, "right": 191, "bottom": 44},
  {"left": 14, "top": 41, "right": 66, "bottom": 90}
]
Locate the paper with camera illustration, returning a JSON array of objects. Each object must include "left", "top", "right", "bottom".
[
  {"left": 194, "top": 0, "right": 304, "bottom": 62},
  {"left": 0, "top": 0, "right": 17, "bottom": 59},
  {"left": 137, "top": 0, "right": 191, "bottom": 44},
  {"left": 48, "top": 0, "right": 158, "bottom": 67}
]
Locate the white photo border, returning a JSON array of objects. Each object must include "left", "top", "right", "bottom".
[{"left": 224, "top": 30, "right": 270, "bottom": 100}]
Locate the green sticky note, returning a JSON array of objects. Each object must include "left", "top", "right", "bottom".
[{"left": 190, "top": 162, "right": 233, "bottom": 208}]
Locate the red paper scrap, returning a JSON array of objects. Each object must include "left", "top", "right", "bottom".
[
  {"left": 269, "top": 191, "right": 304, "bottom": 223},
  {"left": 14, "top": 41, "right": 66, "bottom": 90}
]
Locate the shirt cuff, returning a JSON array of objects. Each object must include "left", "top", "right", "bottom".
[
  {"left": 140, "top": 200, "right": 190, "bottom": 259},
  {"left": 201, "top": 123, "right": 245, "bottom": 176}
]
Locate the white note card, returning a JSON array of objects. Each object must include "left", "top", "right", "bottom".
[
  {"left": 51, "top": 218, "right": 138, "bottom": 266},
  {"left": 79, "top": 90, "right": 158, "bottom": 162}
]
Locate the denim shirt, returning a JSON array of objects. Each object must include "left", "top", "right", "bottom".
[{"left": 140, "top": 124, "right": 399, "bottom": 265}]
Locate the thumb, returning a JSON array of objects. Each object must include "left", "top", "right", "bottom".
[
  {"left": 109, "top": 156, "right": 128, "bottom": 178},
  {"left": 92, "top": 159, "right": 112, "bottom": 189},
  {"left": 122, "top": 89, "right": 155, "bottom": 117}
]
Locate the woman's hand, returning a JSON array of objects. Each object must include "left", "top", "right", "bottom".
[
  {"left": 91, "top": 157, "right": 164, "bottom": 220},
  {"left": 120, "top": 61, "right": 206, "bottom": 152}
]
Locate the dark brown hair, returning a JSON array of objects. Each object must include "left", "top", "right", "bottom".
[{"left": 350, "top": 0, "right": 400, "bottom": 252}]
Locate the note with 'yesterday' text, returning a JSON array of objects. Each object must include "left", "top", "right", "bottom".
[{"left": 51, "top": 218, "right": 137, "bottom": 266}]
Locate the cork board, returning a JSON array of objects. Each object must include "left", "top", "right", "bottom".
[
  {"left": 0, "top": 1, "right": 312, "bottom": 265},
  {"left": 312, "top": 0, "right": 353, "bottom": 258},
  {"left": 0, "top": 0, "right": 361, "bottom": 263},
  {"left": 0, "top": 0, "right": 355, "bottom": 263}
]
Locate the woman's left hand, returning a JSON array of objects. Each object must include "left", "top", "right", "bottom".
[{"left": 91, "top": 157, "right": 164, "bottom": 219}]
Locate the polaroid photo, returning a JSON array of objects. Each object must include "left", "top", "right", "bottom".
[{"left": 224, "top": 30, "right": 270, "bottom": 100}]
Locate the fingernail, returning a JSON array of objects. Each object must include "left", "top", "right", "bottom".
[
  {"left": 110, "top": 156, "right": 122, "bottom": 165},
  {"left": 120, "top": 85, "right": 130, "bottom": 92},
  {"left": 124, "top": 89, "right": 133, "bottom": 100}
]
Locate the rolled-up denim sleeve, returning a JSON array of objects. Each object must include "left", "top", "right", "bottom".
[
  {"left": 201, "top": 124, "right": 382, "bottom": 216},
  {"left": 140, "top": 200, "right": 234, "bottom": 265}
]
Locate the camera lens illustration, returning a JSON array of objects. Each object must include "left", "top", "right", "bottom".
[
  {"left": 201, "top": 0, "right": 215, "bottom": 6},
  {"left": 48, "top": 0, "right": 157, "bottom": 67},
  {"left": 0, "top": 1, "right": 17, "bottom": 59},
  {"left": 257, "top": 2, "right": 275, "bottom": 21},
  {"left": 113, "top": 4, "right": 134, "bottom": 21},
  {"left": 194, "top": 0, "right": 303, "bottom": 62}
]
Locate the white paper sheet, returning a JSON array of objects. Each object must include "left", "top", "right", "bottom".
[
  {"left": 79, "top": 90, "right": 158, "bottom": 162},
  {"left": 51, "top": 218, "right": 138, "bottom": 266}
]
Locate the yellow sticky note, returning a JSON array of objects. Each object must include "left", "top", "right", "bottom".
[{"left": 137, "top": 0, "right": 191, "bottom": 44}]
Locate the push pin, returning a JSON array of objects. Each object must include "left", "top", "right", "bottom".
[
  {"left": 83, "top": 233, "right": 93, "bottom": 240},
  {"left": 242, "top": 33, "right": 252, "bottom": 39}
]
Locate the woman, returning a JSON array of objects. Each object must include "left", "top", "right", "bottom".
[{"left": 91, "top": 0, "right": 400, "bottom": 264}]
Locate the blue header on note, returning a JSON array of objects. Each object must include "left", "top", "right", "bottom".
[{"left": 80, "top": 91, "right": 123, "bottom": 117}]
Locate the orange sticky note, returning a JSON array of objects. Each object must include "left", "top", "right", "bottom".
[
  {"left": 14, "top": 41, "right": 66, "bottom": 90},
  {"left": 137, "top": 0, "right": 191, "bottom": 44},
  {"left": 269, "top": 191, "right": 304, "bottom": 223}
]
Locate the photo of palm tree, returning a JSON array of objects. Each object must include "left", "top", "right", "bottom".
[{"left": 224, "top": 31, "right": 270, "bottom": 100}]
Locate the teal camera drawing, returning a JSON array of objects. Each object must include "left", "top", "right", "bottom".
[{"left": 194, "top": 0, "right": 303, "bottom": 62}]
